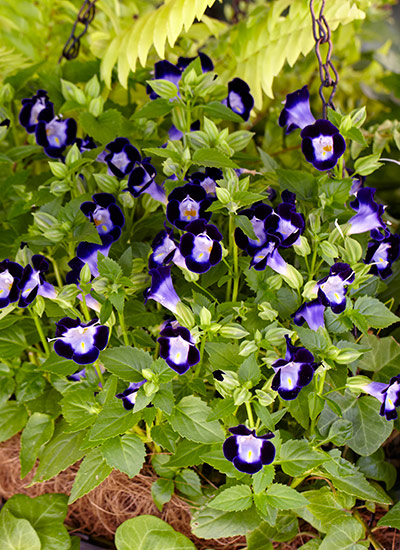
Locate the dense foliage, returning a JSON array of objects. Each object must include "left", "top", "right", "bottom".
[{"left": 0, "top": 1, "right": 400, "bottom": 549}]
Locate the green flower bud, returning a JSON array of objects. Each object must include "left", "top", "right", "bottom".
[
  {"left": 89, "top": 97, "right": 104, "bottom": 117},
  {"left": 48, "top": 161, "right": 68, "bottom": 179},
  {"left": 85, "top": 75, "right": 101, "bottom": 98},
  {"left": 302, "top": 280, "right": 318, "bottom": 300},
  {"left": 220, "top": 324, "right": 249, "bottom": 339},
  {"left": 213, "top": 370, "right": 240, "bottom": 397},
  {"left": 34, "top": 212, "right": 59, "bottom": 231},
  {"left": 258, "top": 302, "right": 278, "bottom": 321},
  {"left": 65, "top": 144, "right": 81, "bottom": 166},
  {"left": 255, "top": 389, "right": 276, "bottom": 406},
  {"left": 293, "top": 235, "right": 311, "bottom": 257},
  {"left": 281, "top": 264, "right": 303, "bottom": 289},
  {"left": 216, "top": 187, "right": 231, "bottom": 204},
  {"left": 93, "top": 174, "right": 120, "bottom": 194},
  {"left": 239, "top": 340, "right": 258, "bottom": 357},
  {"left": 144, "top": 381, "right": 158, "bottom": 396},
  {"left": 319, "top": 240, "right": 338, "bottom": 258},
  {"left": 233, "top": 387, "right": 252, "bottom": 406},
  {"left": 147, "top": 79, "right": 178, "bottom": 99},
  {"left": 175, "top": 302, "right": 195, "bottom": 329},
  {"left": 199, "top": 307, "right": 212, "bottom": 327}
]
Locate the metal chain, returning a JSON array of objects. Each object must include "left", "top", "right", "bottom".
[
  {"left": 310, "top": 0, "right": 339, "bottom": 119},
  {"left": 59, "top": 0, "right": 98, "bottom": 63}
]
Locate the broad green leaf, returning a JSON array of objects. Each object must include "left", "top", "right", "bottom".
[
  {"left": 39, "top": 352, "right": 78, "bottom": 376},
  {"left": 69, "top": 447, "right": 112, "bottom": 503},
  {"left": 238, "top": 355, "right": 261, "bottom": 385},
  {"left": 170, "top": 396, "right": 225, "bottom": 444},
  {"left": 264, "top": 483, "right": 309, "bottom": 510},
  {"left": 101, "top": 346, "right": 152, "bottom": 382},
  {"left": 377, "top": 500, "right": 400, "bottom": 529},
  {"left": 318, "top": 393, "right": 392, "bottom": 457},
  {"left": 20, "top": 413, "right": 54, "bottom": 478},
  {"left": 200, "top": 446, "right": 247, "bottom": 479},
  {"left": 89, "top": 401, "right": 140, "bottom": 441},
  {"left": 0, "top": 510, "right": 41, "bottom": 550},
  {"left": 235, "top": 215, "right": 258, "bottom": 241},
  {"left": 192, "top": 148, "right": 239, "bottom": 169},
  {"left": 175, "top": 469, "right": 202, "bottom": 498},
  {"left": 253, "top": 493, "right": 278, "bottom": 525},
  {"left": 79, "top": 109, "right": 122, "bottom": 145},
  {"left": 151, "top": 424, "right": 178, "bottom": 453},
  {"left": 0, "top": 324, "right": 27, "bottom": 360},
  {"left": 61, "top": 386, "right": 100, "bottom": 432},
  {"left": 246, "top": 522, "right": 275, "bottom": 550},
  {"left": 354, "top": 296, "right": 399, "bottom": 329},
  {"left": 2, "top": 494, "right": 70, "bottom": 550},
  {"left": 205, "top": 342, "right": 241, "bottom": 370},
  {"left": 115, "top": 515, "right": 195, "bottom": 550},
  {"left": 276, "top": 169, "right": 317, "bottom": 202},
  {"left": 207, "top": 397, "right": 236, "bottom": 422},
  {"left": 101, "top": 434, "right": 146, "bottom": 478},
  {"left": 0, "top": 401, "right": 28, "bottom": 442},
  {"left": 245, "top": 511, "right": 298, "bottom": 542},
  {"left": 278, "top": 439, "right": 328, "bottom": 477},
  {"left": 357, "top": 449, "right": 397, "bottom": 491},
  {"left": 319, "top": 517, "right": 363, "bottom": 549},
  {"left": 191, "top": 506, "right": 261, "bottom": 539},
  {"left": 297, "top": 487, "right": 349, "bottom": 533},
  {"left": 208, "top": 485, "right": 253, "bottom": 512},
  {"left": 33, "top": 424, "right": 86, "bottom": 482},
  {"left": 132, "top": 98, "right": 174, "bottom": 119},
  {"left": 151, "top": 478, "right": 174, "bottom": 512},
  {"left": 252, "top": 466, "right": 275, "bottom": 493},
  {"left": 357, "top": 334, "right": 400, "bottom": 378},
  {"left": 166, "top": 439, "right": 209, "bottom": 468},
  {"left": 202, "top": 102, "right": 244, "bottom": 122}
]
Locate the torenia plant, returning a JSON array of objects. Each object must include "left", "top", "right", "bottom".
[{"left": 0, "top": 45, "right": 399, "bottom": 550}]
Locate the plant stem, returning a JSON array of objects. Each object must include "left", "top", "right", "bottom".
[
  {"left": 94, "top": 360, "right": 105, "bottom": 387},
  {"left": 194, "top": 333, "right": 206, "bottom": 378},
  {"left": 229, "top": 213, "right": 240, "bottom": 302},
  {"left": 245, "top": 401, "right": 255, "bottom": 429},
  {"left": 80, "top": 293, "right": 91, "bottom": 322},
  {"left": 118, "top": 310, "right": 130, "bottom": 346},
  {"left": 30, "top": 308, "right": 50, "bottom": 356},
  {"left": 50, "top": 258, "right": 63, "bottom": 287},
  {"left": 353, "top": 510, "right": 383, "bottom": 550}
]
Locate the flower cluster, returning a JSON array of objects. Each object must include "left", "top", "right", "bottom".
[
  {"left": 235, "top": 191, "right": 305, "bottom": 276},
  {"left": 19, "top": 90, "right": 77, "bottom": 159}
]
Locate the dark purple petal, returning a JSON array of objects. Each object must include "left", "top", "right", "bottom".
[
  {"left": 223, "top": 435, "right": 239, "bottom": 461},
  {"left": 279, "top": 86, "right": 316, "bottom": 133},
  {"left": 292, "top": 299, "right": 325, "bottom": 331},
  {"left": 225, "top": 78, "right": 254, "bottom": 121}
]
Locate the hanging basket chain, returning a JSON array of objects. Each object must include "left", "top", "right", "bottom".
[
  {"left": 310, "top": 0, "right": 339, "bottom": 119},
  {"left": 59, "top": 0, "right": 98, "bottom": 63}
]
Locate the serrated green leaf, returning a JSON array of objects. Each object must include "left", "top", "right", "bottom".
[
  {"left": 170, "top": 396, "right": 225, "bottom": 443},
  {"left": 101, "top": 346, "right": 152, "bottom": 382},
  {"left": 235, "top": 214, "right": 258, "bottom": 240},
  {"left": 89, "top": 401, "right": 140, "bottom": 441},
  {"left": 354, "top": 296, "right": 399, "bottom": 329},
  {"left": 69, "top": 447, "right": 112, "bottom": 503},
  {"left": 79, "top": 109, "right": 122, "bottom": 145},
  {"left": 39, "top": 352, "right": 78, "bottom": 376},
  {"left": 166, "top": 439, "right": 209, "bottom": 468},
  {"left": 0, "top": 401, "right": 28, "bottom": 443},
  {"left": 192, "top": 148, "right": 239, "bottom": 169},
  {"left": 151, "top": 478, "right": 174, "bottom": 512},
  {"left": 319, "top": 517, "right": 363, "bottom": 549},
  {"left": 132, "top": 98, "right": 174, "bottom": 119},
  {"left": 209, "top": 485, "right": 253, "bottom": 511},
  {"left": 377, "top": 500, "right": 400, "bottom": 529},
  {"left": 264, "top": 483, "right": 309, "bottom": 510},
  {"left": 192, "top": 505, "right": 261, "bottom": 539},
  {"left": 61, "top": 387, "right": 99, "bottom": 432},
  {"left": 207, "top": 397, "right": 236, "bottom": 421},
  {"left": 202, "top": 102, "right": 244, "bottom": 122},
  {"left": 278, "top": 439, "right": 327, "bottom": 477},
  {"left": 20, "top": 413, "right": 54, "bottom": 478},
  {"left": 101, "top": 433, "right": 146, "bottom": 478}
]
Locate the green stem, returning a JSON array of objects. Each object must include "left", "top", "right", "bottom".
[
  {"left": 94, "top": 360, "right": 105, "bottom": 387},
  {"left": 290, "top": 475, "right": 306, "bottom": 489},
  {"left": 229, "top": 214, "right": 240, "bottom": 302},
  {"left": 30, "top": 309, "right": 50, "bottom": 356},
  {"left": 50, "top": 258, "right": 63, "bottom": 288},
  {"left": 353, "top": 510, "right": 383, "bottom": 550},
  {"left": 192, "top": 280, "right": 220, "bottom": 304},
  {"left": 194, "top": 333, "right": 206, "bottom": 378},
  {"left": 80, "top": 293, "right": 91, "bottom": 322},
  {"left": 308, "top": 244, "right": 318, "bottom": 280},
  {"left": 118, "top": 310, "right": 130, "bottom": 346},
  {"left": 245, "top": 401, "right": 255, "bottom": 429}
]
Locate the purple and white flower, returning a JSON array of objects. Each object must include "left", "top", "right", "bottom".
[
  {"left": 234, "top": 202, "right": 274, "bottom": 254},
  {"left": 144, "top": 266, "right": 180, "bottom": 313},
  {"left": 223, "top": 78, "right": 254, "bottom": 121},
  {"left": 116, "top": 380, "right": 147, "bottom": 410},
  {"left": 223, "top": 424, "right": 275, "bottom": 474},
  {"left": 278, "top": 85, "right": 316, "bottom": 134},
  {"left": 301, "top": 119, "right": 346, "bottom": 171},
  {"left": 75, "top": 135, "right": 97, "bottom": 152},
  {"left": 67, "top": 368, "right": 87, "bottom": 382},
  {"left": 267, "top": 200, "right": 305, "bottom": 248},
  {"left": 250, "top": 235, "right": 288, "bottom": 276},
  {"left": 292, "top": 299, "right": 326, "bottom": 331},
  {"left": 35, "top": 116, "right": 77, "bottom": 159},
  {"left": 19, "top": 90, "right": 54, "bottom": 134},
  {"left": 126, "top": 160, "right": 166, "bottom": 203},
  {"left": 188, "top": 168, "right": 223, "bottom": 199},
  {"left": 271, "top": 335, "right": 317, "bottom": 400},
  {"left": 148, "top": 228, "right": 186, "bottom": 269},
  {"left": 80, "top": 193, "right": 125, "bottom": 242},
  {"left": 364, "top": 233, "right": 400, "bottom": 280},
  {"left": 317, "top": 262, "right": 354, "bottom": 314},
  {"left": 179, "top": 219, "right": 222, "bottom": 273},
  {"left": 0, "top": 259, "right": 23, "bottom": 309},
  {"left": 52, "top": 317, "right": 109, "bottom": 365},
  {"left": 166, "top": 183, "right": 212, "bottom": 230},
  {"left": 347, "top": 187, "right": 387, "bottom": 239},
  {"left": 157, "top": 320, "right": 200, "bottom": 375},
  {"left": 102, "top": 137, "right": 141, "bottom": 179},
  {"left": 66, "top": 234, "right": 114, "bottom": 283},
  {"left": 18, "top": 255, "right": 56, "bottom": 308},
  {"left": 363, "top": 376, "right": 400, "bottom": 420}
]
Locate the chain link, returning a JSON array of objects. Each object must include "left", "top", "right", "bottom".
[
  {"left": 310, "top": 0, "right": 339, "bottom": 119},
  {"left": 59, "top": 0, "right": 97, "bottom": 62}
]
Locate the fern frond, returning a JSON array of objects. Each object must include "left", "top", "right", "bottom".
[
  {"left": 100, "top": 0, "right": 217, "bottom": 88},
  {"left": 0, "top": 45, "right": 30, "bottom": 78},
  {"left": 233, "top": 0, "right": 365, "bottom": 108}
]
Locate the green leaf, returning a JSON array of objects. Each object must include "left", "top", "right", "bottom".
[
  {"left": 192, "top": 148, "right": 239, "bottom": 169},
  {"left": 207, "top": 397, "right": 236, "bottom": 421},
  {"left": 318, "top": 393, "right": 392, "bottom": 456},
  {"left": 170, "top": 396, "right": 225, "bottom": 444},
  {"left": 32, "top": 424, "right": 86, "bottom": 483},
  {"left": 20, "top": 413, "right": 54, "bottom": 478},
  {"left": 0, "top": 402, "right": 28, "bottom": 443},
  {"left": 202, "top": 102, "right": 244, "bottom": 122},
  {"left": 354, "top": 296, "right": 399, "bottom": 329},
  {"left": 101, "top": 346, "right": 152, "bottom": 382},
  {"left": 238, "top": 355, "right": 261, "bottom": 385},
  {"left": 276, "top": 169, "right": 317, "bottom": 201},
  {"left": 319, "top": 517, "right": 363, "bottom": 549},
  {"left": 253, "top": 493, "right": 278, "bottom": 525},
  {"left": 175, "top": 469, "right": 202, "bottom": 498},
  {"left": 264, "top": 483, "right": 309, "bottom": 510},
  {"left": 279, "top": 439, "right": 327, "bottom": 477},
  {"left": 356, "top": 334, "right": 400, "bottom": 378},
  {"left": 151, "top": 478, "right": 174, "bottom": 512},
  {"left": 246, "top": 522, "right": 275, "bottom": 550},
  {"left": 69, "top": 447, "right": 112, "bottom": 503},
  {"left": 235, "top": 214, "right": 258, "bottom": 240},
  {"left": 354, "top": 153, "right": 382, "bottom": 176},
  {"left": 191, "top": 506, "right": 261, "bottom": 539},
  {"left": 61, "top": 387, "right": 99, "bottom": 432},
  {"left": 377, "top": 500, "right": 400, "bottom": 529},
  {"left": 252, "top": 466, "right": 275, "bottom": 493},
  {"left": 253, "top": 401, "right": 275, "bottom": 431},
  {"left": 200, "top": 446, "right": 246, "bottom": 479},
  {"left": 115, "top": 515, "right": 195, "bottom": 550},
  {"left": 39, "top": 352, "right": 78, "bottom": 376},
  {"left": 166, "top": 439, "right": 209, "bottom": 468},
  {"left": 2, "top": 494, "right": 70, "bottom": 550},
  {"left": 89, "top": 401, "right": 140, "bottom": 441},
  {"left": 101, "top": 434, "right": 146, "bottom": 478},
  {"left": 209, "top": 485, "right": 253, "bottom": 512},
  {"left": 297, "top": 487, "right": 349, "bottom": 533},
  {"left": 0, "top": 510, "right": 41, "bottom": 550},
  {"left": 132, "top": 98, "right": 174, "bottom": 119},
  {"left": 147, "top": 79, "right": 178, "bottom": 99},
  {"left": 205, "top": 342, "right": 242, "bottom": 370},
  {"left": 79, "top": 109, "right": 122, "bottom": 145},
  {"left": 295, "top": 326, "right": 331, "bottom": 353},
  {"left": 151, "top": 424, "right": 178, "bottom": 453},
  {"left": 357, "top": 449, "right": 397, "bottom": 491}
]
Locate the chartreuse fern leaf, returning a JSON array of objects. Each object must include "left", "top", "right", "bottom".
[
  {"left": 232, "top": 0, "right": 366, "bottom": 108},
  {"left": 100, "top": 0, "right": 217, "bottom": 88}
]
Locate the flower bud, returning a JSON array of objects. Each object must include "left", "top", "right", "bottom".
[
  {"left": 175, "top": 302, "right": 195, "bottom": 329},
  {"left": 65, "top": 144, "right": 81, "bottom": 166},
  {"left": 144, "top": 381, "right": 158, "bottom": 396},
  {"left": 216, "top": 187, "right": 231, "bottom": 204},
  {"left": 319, "top": 240, "right": 338, "bottom": 258},
  {"left": 34, "top": 212, "right": 59, "bottom": 231},
  {"left": 233, "top": 387, "right": 252, "bottom": 406},
  {"left": 213, "top": 369, "right": 240, "bottom": 397},
  {"left": 48, "top": 162, "right": 68, "bottom": 179},
  {"left": 220, "top": 323, "right": 249, "bottom": 339},
  {"left": 199, "top": 307, "right": 212, "bottom": 327},
  {"left": 255, "top": 389, "right": 276, "bottom": 406},
  {"left": 258, "top": 302, "right": 278, "bottom": 321},
  {"left": 281, "top": 264, "right": 303, "bottom": 289},
  {"left": 85, "top": 75, "right": 101, "bottom": 98},
  {"left": 89, "top": 97, "right": 104, "bottom": 117},
  {"left": 302, "top": 280, "right": 318, "bottom": 300},
  {"left": 147, "top": 79, "right": 178, "bottom": 99},
  {"left": 239, "top": 340, "right": 258, "bottom": 357},
  {"left": 93, "top": 174, "right": 120, "bottom": 194}
]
